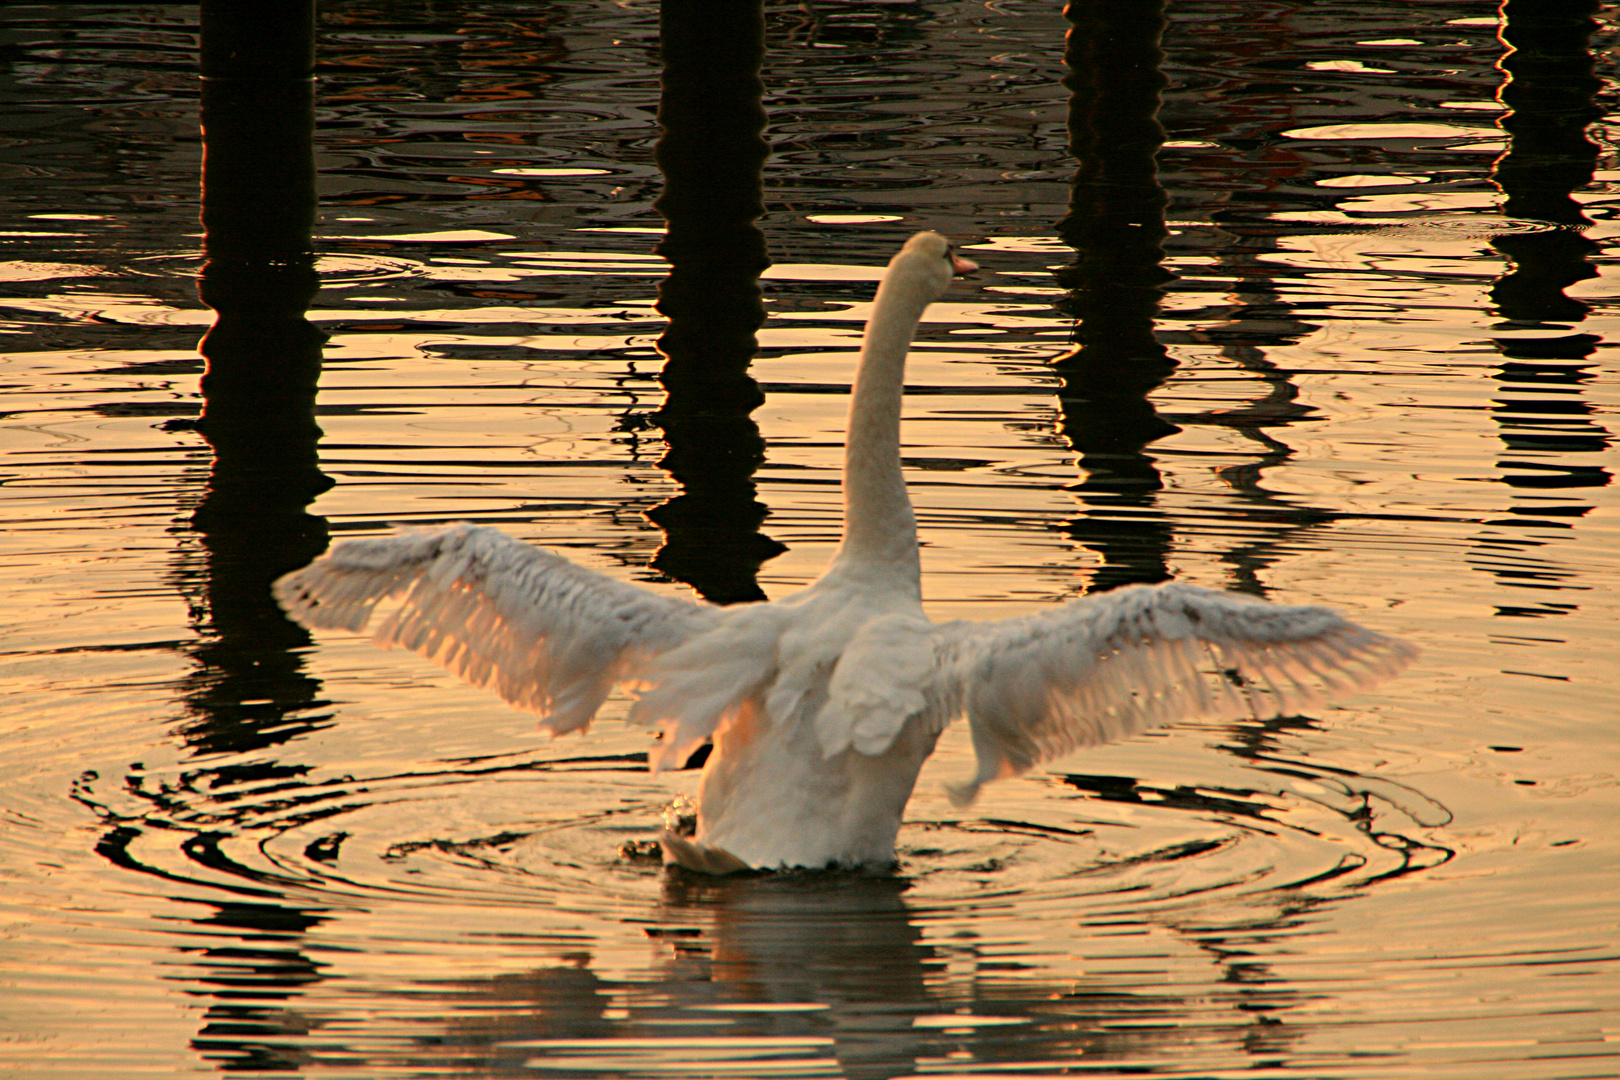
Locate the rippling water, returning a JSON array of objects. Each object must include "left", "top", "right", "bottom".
[{"left": 2, "top": 2, "right": 1617, "bottom": 1077}]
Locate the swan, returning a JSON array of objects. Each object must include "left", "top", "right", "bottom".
[{"left": 273, "top": 232, "right": 1416, "bottom": 874}]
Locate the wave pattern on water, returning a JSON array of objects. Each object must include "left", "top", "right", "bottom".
[{"left": 1, "top": 1, "right": 1617, "bottom": 1078}]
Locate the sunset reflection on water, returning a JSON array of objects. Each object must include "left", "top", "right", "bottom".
[{"left": 1, "top": 2, "right": 1617, "bottom": 1077}]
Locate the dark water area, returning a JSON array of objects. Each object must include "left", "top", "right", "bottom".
[{"left": 1, "top": 2, "right": 1617, "bottom": 1077}]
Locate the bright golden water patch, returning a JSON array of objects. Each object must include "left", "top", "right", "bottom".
[{"left": 2, "top": 1, "right": 1617, "bottom": 1077}]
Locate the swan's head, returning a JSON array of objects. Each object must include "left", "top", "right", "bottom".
[{"left": 891, "top": 232, "right": 977, "bottom": 302}]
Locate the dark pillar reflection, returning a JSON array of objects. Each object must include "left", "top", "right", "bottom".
[
  {"left": 181, "top": 0, "right": 333, "bottom": 754},
  {"left": 1051, "top": 0, "right": 1178, "bottom": 591},
  {"left": 1490, "top": 0, "right": 1602, "bottom": 324},
  {"left": 186, "top": 900, "right": 334, "bottom": 1070},
  {"left": 1477, "top": 0, "right": 1612, "bottom": 610},
  {"left": 148, "top": 3, "right": 338, "bottom": 1067},
  {"left": 91, "top": 820, "right": 334, "bottom": 1070},
  {"left": 646, "top": 0, "right": 785, "bottom": 605}
]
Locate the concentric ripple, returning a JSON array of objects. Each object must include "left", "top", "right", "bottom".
[{"left": 71, "top": 719, "right": 1456, "bottom": 937}]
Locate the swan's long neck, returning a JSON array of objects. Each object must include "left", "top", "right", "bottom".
[{"left": 829, "top": 268, "right": 932, "bottom": 591}]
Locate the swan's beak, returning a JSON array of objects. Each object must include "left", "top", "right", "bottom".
[{"left": 951, "top": 253, "right": 978, "bottom": 276}]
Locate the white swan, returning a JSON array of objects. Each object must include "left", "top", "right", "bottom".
[{"left": 274, "top": 232, "right": 1416, "bottom": 874}]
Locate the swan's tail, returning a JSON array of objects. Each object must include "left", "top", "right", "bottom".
[{"left": 658, "top": 830, "right": 751, "bottom": 875}]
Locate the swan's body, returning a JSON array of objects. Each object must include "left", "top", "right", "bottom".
[{"left": 275, "top": 232, "right": 1415, "bottom": 873}]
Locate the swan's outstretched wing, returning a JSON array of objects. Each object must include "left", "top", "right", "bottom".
[
  {"left": 273, "top": 523, "right": 723, "bottom": 733},
  {"left": 932, "top": 582, "right": 1416, "bottom": 804}
]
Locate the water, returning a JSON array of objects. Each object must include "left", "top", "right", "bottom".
[{"left": 2, "top": 1, "right": 1617, "bottom": 1077}]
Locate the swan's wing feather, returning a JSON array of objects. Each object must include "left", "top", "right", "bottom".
[
  {"left": 273, "top": 523, "right": 721, "bottom": 733},
  {"left": 816, "top": 612, "right": 936, "bottom": 758},
  {"left": 629, "top": 606, "right": 787, "bottom": 772},
  {"left": 934, "top": 582, "right": 1416, "bottom": 803}
]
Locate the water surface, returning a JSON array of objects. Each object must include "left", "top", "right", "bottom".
[{"left": 2, "top": 2, "right": 1617, "bottom": 1078}]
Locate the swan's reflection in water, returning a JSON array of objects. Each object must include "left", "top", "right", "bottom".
[
  {"left": 407, "top": 865, "right": 1319, "bottom": 1079},
  {"left": 652, "top": 873, "right": 932, "bottom": 1079}
]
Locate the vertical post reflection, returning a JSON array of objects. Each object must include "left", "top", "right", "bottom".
[
  {"left": 647, "top": 0, "right": 785, "bottom": 605},
  {"left": 174, "top": 7, "right": 335, "bottom": 1061},
  {"left": 180, "top": 0, "right": 333, "bottom": 756},
  {"left": 1479, "top": 0, "right": 1612, "bottom": 609},
  {"left": 1491, "top": 0, "right": 1602, "bottom": 322},
  {"left": 1052, "top": 0, "right": 1178, "bottom": 591}
]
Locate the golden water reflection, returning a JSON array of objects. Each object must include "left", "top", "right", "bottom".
[{"left": 1, "top": 1, "right": 1618, "bottom": 1077}]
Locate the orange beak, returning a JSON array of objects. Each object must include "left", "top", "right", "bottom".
[{"left": 951, "top": 253, "right": 978, "bottom": 276}]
